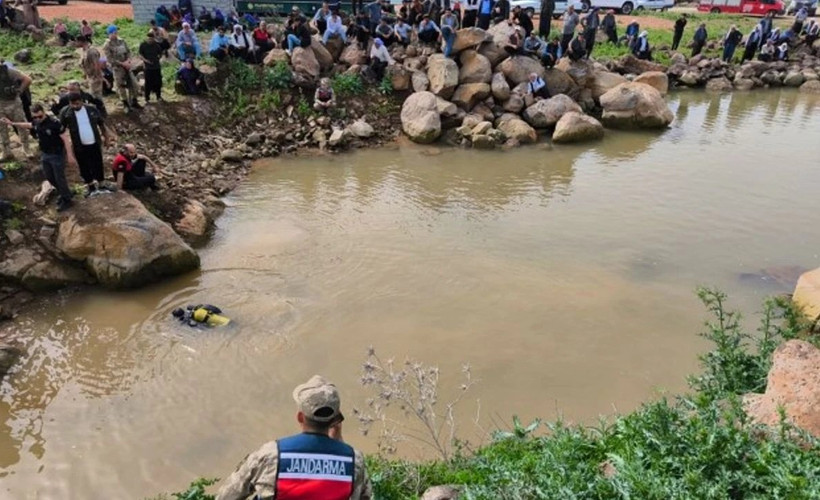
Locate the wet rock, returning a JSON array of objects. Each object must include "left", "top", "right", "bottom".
[
  {"left": 491, "top": 72, "right": 510, "bottom": 101},
  {"left": 733, "top": 78, "right": 755, "bottom": 91},
  {"left": 793, "top": 267, "right": 820, "bottom": 322},
  {"left": 4, "top": 229, "right": 23, "bottom": 245},
  {"left": 799, "top": 80, "right": 820, "bottom": 94},
  {"left": 760, "top": 69, "right": 782, "bottom": 86},
  {"left": 705, "top": 77, "right": 733, "bottom": 92},
  {"left": 590, "top": 71, "right": 627, "bottom": 100},
  {"left": 743, "top": 340, "right": 820, "bottom": 438},
  {"left": 401, "top": 91, "right": 441, "bottom": 144},
  {"left": 522, "top": 94, "right": 582, "bottom": 129},
  {"left": 451, "top": 28, "right": 493, "bottom": 54},
  {"left": 555, "top": 57, "right": 594, "bottom": 87},
  {"left": 328, "top": 128, "right": 348, "bottom": 146},
  {"left": 543, "top": 68, "right": 580, "bottom": 99},
  {"left": 435, "top": 97, "right": 458, "bottom": 117},
  {"left": 451, "top": 83, "right": 491, "bottom": 110},
  {"left": 498, "top": 56, "right": 544, "bottom": 86},
  {"left": 599, "top": 82, "right": 674, "bottom": 130},
  {"left": 263, "top": 49, "right": 289, "bottom": 66},
  {"left": 461, "top": 113, "right": 483, "bottom": 129},
  {"left": 245, "top": 133, "right": 264, "bottom": 146},
  {"left": 471, "top": 121, "right": 492, "bottom": 135},
  {"left": 552, "top": 112, "right": 604, "bottom": 144},
  {"left": 633, "top": 71, "right": 669, "bottom": 96},
  {"left": 221, "top": 149, "right": 243, "bottom": 162},
  {"left": 0, "top": 343, "right": 22, "bottom": 379},
  {"left": 56, "top": 192, "right": 200, "bottom": 288},
  {"left": 348, "top": 119, "right": 374, "bottom": 138},
  {"left": 497, "top": 118, "right": 536, "bottom": 144},
  {"left": 13, "top": 49, "right": 31, "bottom": 64},
  {"left": 679, "top": 70, "right": 701, "bottom": 86},
  {"left": 412, "top": 71, "right": 430, "bottom": 92},
  {"left": 0, "top": 248, "right": 39, "bottom": 282},
  {"left": 471, "top": 134, "right": 495, "bottom": 150},
  {"left": 459, "top": 50, "right": 492, "bottom": 84},
  {"left": 21, "top": 259, "right": 94, "bottom": 291},
  {"left": 427, "top": 55, "right": 459, "bottom": 98},
  {"left": 291, "top": 47, "right": 320, "bottom": 80},
  {"left": 783, "top": 71, "right": 805, "bottom": 87},
  {"left": 175, "top": 200, "right": 216, "bottom": 243},
  {"left": 421, "top": 485, "right": 461, "bottom": 500}
]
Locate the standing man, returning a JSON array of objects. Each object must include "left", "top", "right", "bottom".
[
  {"left": 691, "top": 22, "right": 707, "bottom": 57},
  {"left": 477, "top": 0, "right": 493, "bottom": 30},
  {"left": 539, "top": 0, "right": 554, "bottom": 39},
  {"left": 79, "top": 38, "right": 105, "bottom": 99},
  {"left": 601, "top": 9, "right": 617, "bottom": 45},
  {"left": 217, "top": 375, "right": 372, "bottom": 500},
  {"left": 560, "top": 5, "right": 579, "bottom": 56},
  {"left": 2, "top": 104, "right": 73, "bottom": 211},
  {"left": 722, "top": 25, "right": 742, "bottom": 63},
  {"left": 59, "top": 93, "right": 112, "bottom": 196},
  {"left": 139, "top": 30, "right": 163, "bottom": 103},
  {"left": 582, "top": 7, "right": 599, "bottom": 58},
  {"left": 671, "top": 13, "right": 686, "bottom": 51},
  {"left": 758, "top": 11, "right": 774, "bottom": 48},
  {"left": 741, "top": 25, "right": 761, "bottom": 63},
  {"left": 0, "top": 63, "right": 32, "bottom": 161},
  {"left": 102, "top": 25, "right": 141, "bottom": 112},
  {"left": 462, "top": 0, "right": 479, "bottom": 28}
]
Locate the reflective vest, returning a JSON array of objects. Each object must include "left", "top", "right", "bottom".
[{"left": 276, "top": 433, "right": 355, "bottom": 500}]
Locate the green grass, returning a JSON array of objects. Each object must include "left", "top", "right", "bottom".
[{"left": 331, "top": 73, "right": 365, "bottom": 96}]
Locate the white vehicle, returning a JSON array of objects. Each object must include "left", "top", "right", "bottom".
[
  {"left": 509, "top": 0, "right": 587, "bottom": 19},
  {"left": 592, "top": 0, "right": 674, "bottom": 14}
]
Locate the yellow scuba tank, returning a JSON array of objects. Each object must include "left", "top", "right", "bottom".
[{"left": 192, "top": 307, "right": 231, "bottom": 326}]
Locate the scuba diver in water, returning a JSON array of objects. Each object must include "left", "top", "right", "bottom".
[{"left": 172, "top": 304, "right": 231, "bottom": 327}]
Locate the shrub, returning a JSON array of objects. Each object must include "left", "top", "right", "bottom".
[
  {"left": 263, "top": 61, "right": 292, "bottom": 90},
  {"left": 331, "top": 73, "right": 364, "bottom": 96}
]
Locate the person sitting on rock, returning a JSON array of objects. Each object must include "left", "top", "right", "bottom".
[
  {"left": 53, "top": 21, "right": 73, "bottom": 46},
  {"left": 313, "top": 2, "right": 332, "bottom": 35},
  {"left": 322, "top": 12, "right": 348, "bottom": 45},
  {"left": 176, "top": 22, "right": 201, "bottom": 60},
  {"left": 198, "top": 6, "right": 214, "bottom": 31},
  {"left": 632, "top": 30, "right": 650, "bottom": 60},
  {"left": 541, "top": 35, "right": 560, "bottom": 68},
  {"left": 776, "top": 42, "right": 789, "bottom": 61},
  {"left": 172, "top": 304, "right": 231, "bottom": 327},
  {"left": 758, "top": 38, "right": 775, "bottom": 62},
  {"left": 504, "top": 25, "right": 524, "bottom": 56},
  {"left": 567, "top": 31, "right": 586, "bottom": 61},
  {"left": 513, "top": 5, "right": 533, "bottom": 37},
  {"left": 374, "top": 18, "right": 396, "bottom": 46},
  {"left": 440, "top": 8, "right": 459, "bottom": 57},
  {"left": 168, "top": 6, "right": 183, "bottom": 30},
  {"left": 394, "top": 17, "right": 412, "bottom": 46},
  {"left": 51, "top": 80, "right": 107, "bottom": 118},
  {"left": 523, "top": 31, "right": 543, "bottom": 57},
  {"left": 176, "top": 58, "right": 208, "bottom": 95},
  {"left": 527, "top": 72, "right": 549, "bottom": 100},
  {"left": 369, "top": 38, "right": 395, "bottom": 80},
  {"left": 691, "top": 23, "right": 707, "bottom": 57},
  {"left": 313, "top": 78, "right": 336, "bottom": 114},
  {"left": 252, "top": 21, "right": 275, "bottom": 54},
  {"left": 285, "top": 16, "right": 312, "bottom": 56},
  {"left": 212, "top": 7, "right": 226, "bottom": 28},
  {"left": 209, "top": 25, "right": 231, "bottom": 61},
  {"left": 112, "top": 143, "right": 160, "bottom": 191},
  {"left": 155, "top": 6, "right": 171, "bottom": 30},
  {"left": 416, "top": 14, "right": 441, "bottom": 46},
  {"left": 229, "top": 24, "right": 259, "bottom": 63},
  {"left": 768, "top": 27, "right": 782, "bottom": 44}
]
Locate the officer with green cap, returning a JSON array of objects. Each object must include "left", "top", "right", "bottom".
[
  {"left": 102, "top": 24, "right": 141, "bottom": 112},
  {"left": 0, "top": 62, "right": 32, "bottom": 161}
]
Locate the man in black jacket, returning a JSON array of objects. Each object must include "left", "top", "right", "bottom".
[
  {"left": 59, "top": 93, "right": 112, "bottom": 196},
  {"left": 51, "top": 81, "right": 107, "bottom": 118},
  {"left": 539, "top": 0, "right": 554, "bottom": 39},
  {"left": 672, "top": 14, "right": 687, "bottom": 50}
]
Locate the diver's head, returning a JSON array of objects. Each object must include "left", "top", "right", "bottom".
[{"left": 172, "top": 308, "right": 185, "bottom": 318}]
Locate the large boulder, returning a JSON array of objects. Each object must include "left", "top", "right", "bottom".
[
  {"left": 263, "top": 49, "right": 289, "bottom": 66},
  {"left": 633, "top": 71, "right": 669, "bottom": 96},
  {"left": 498, "top": 56, "right": 544, "bottom": 86},
  {"left": 800, "top": 80, "right": 820, "bottom": 94},
  {"left": 427, "top": 54, "right": 460, "bottom": 98},
  {"left": 56, "top": 192, "right": 200, "bottom": 288},
  {"left": 590, "top": 71, "right": 627, "bottom": 100},
  {"left": 0, "top": 248, "right": 91, "bottom": 291},
  {"left": 743, "top": 340, "right": 820, "bottom": 438},
  {"left": 477, "top": 42, "right": 508, "bottom": 68},
  {"left": 451, "top": 28, "right": 493, "bottom": 54},
  {"left": 291, "top": 47, "right": 320, "bottom": 80},
  {"left": 783, "top": 71, "right": 805, "bottom": 87},
  {"left": 501, "top": 93, "right": 524, "bottom": 113},
  {"left": 705, "top": 77, "right": 733, "bottom": 92},
  {"left": 401, "top": 91, "right": 442, "bottom": 144},
  {"left": 389, "top": 65, "right": 411, "bottom": 91},
  {"left": 599, "top": 82, "right": 674, "bottom": 130},
  {"left": 459, "top": 50, "right": 492, "bottom": 84},
  {"left": 412, "top": 71, "right": 430, "bottom": 92},
  {"left": 340, "top": 44, "right": 367, "bottom": 66},
  {"left": 543, "top": 68, "right": 580, "bottom": 99},
  {"left": 310, "top": 38, "right": 334, "bottom": 72},
  {"left": 615, "top": 54, "right": 666, "bottom": 75},
  {"left": 793, "top": 267, "right": 820, "bottom": 322},
  {"left": 324, "top": 36, "right": 345, "bottom": 61},
  {"left": 522, "top": 94, "right": 583, "bottom": 128},
  {"left": 451, "top": 83, "right": 491, "bottom": 110},
  {"left": 555, "top": 58, "right": 594, "bottom": 88},
  {"left": 497, "top": 118, "right": 537, "bottom": 144},
  {"left": 491, "top": 72, "right": 510, "bottom": 101},
  {"left": 175, "top": 199, "right": 223, "bottom": 244},
  {"left": 436, "top": 96, "right": 458, "bottom": 117},
  {"left": 552, "top": 112, "right": 605, "bottom": 144},
  {"left": 487, "top": 20, "right": 516, "bottom": 45},
  {"left": 678, "top": 70, "right": 701, "bottom": 87}
]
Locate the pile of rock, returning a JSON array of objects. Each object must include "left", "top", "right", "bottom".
[{"left": 395, "top": 27, "right": 674, "bottom": 147}]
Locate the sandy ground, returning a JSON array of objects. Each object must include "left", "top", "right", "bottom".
[{"left": 37, "top": 0, "right": 134, "bottom": 23}]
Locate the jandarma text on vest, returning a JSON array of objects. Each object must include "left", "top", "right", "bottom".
[{"left": 280, "top": 452, "right": 353, "bottom": 481}]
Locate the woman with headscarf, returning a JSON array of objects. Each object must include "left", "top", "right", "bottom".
[
  {"left": 776, "top": 42, "right": 788, "bottom": 61},
  {"left": 369, "top": 38, "right": 394, "bottom": 80},
  {"left": 633, "top": 30, "right": 650, "bottom": 60},
  {"left": 740, "top": 25, "right": 761, "bottom": 64}
]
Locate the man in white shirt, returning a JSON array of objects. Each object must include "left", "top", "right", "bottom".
[
  {"left": 369, "top": 38, "right": 394, "bottom": 80},
  {"left": 229, "top": 25, "right": 258, "bottom": 63},
  {"left": 322, "top": 13, "right": 348, "bottom": 45},
  {"left": 462, "top": 0, "right": 479, "bottom": 28},
  {"left": 59, "top": 92, "right": 112, "bottom": 196}
]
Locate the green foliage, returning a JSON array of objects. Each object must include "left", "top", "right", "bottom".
[
  {"left": 378, "top": 75, "right": 394, "bottom": 96},
  {"left": 493, "top": 415, "right": 541, "bottom": 441},
  {"left": 296, "top": 96, "right": 312, "bottom": 116},
  {"left": 225, "top": 59, "right": 262, "bottom": 92},
  {"left": 367, "top": 291, "right": 820, "bottom": 499},
  {"left": 2, "top": 161, "right": 23, "bottom": 172},
  {"left": 263, "top": 61, "right": 293, "bottom": 90},
  {"left": 258, "top": 90, "right": 282, "bottom": 112},
  {"left": 2, "top": 217, "right": 23, "bottom": 231},
  {"left": 146, "top": 478, "right": 219, "bottom": 500},
  {"left": 331, "top": 73, "right": 364, "bottom": 96}
]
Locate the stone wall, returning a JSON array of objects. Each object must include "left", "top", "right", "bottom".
[{"left": 131, "top": 0, "right": 235, "bottom": 24}]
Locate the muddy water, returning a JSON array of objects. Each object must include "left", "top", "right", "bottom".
[{"left": 2, "top": 90, "right": 820, "bottom": 498}]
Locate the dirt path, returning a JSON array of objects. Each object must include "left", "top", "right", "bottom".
[{"left": 38, "top": 1, "right": 134, "bottom": 23}]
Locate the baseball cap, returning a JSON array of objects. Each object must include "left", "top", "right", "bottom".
[{"left": 293, "top": 375, "right": 341, "bottom": 423}]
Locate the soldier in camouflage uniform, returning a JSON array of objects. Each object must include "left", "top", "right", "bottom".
[
  {"left": 101, "top": 25, "right": 141, "bottom": 111},
  {"left": 0, "top": 63, "right": 32, "bottom": 161},
  {"left": 80, "top": 38, "right": 105, "bottom": 99}
]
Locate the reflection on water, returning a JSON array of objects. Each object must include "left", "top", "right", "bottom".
[{"left": 0, "top": 90, "right": 819, "bottom": 498}]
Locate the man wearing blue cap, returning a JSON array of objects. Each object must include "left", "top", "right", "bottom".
[{"left": 102, "top": 25, "right": 141, "bottom": 112}]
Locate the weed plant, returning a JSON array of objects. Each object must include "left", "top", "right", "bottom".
[{"left": 331, "top": 73, "right": 365, "bottom": 96}]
